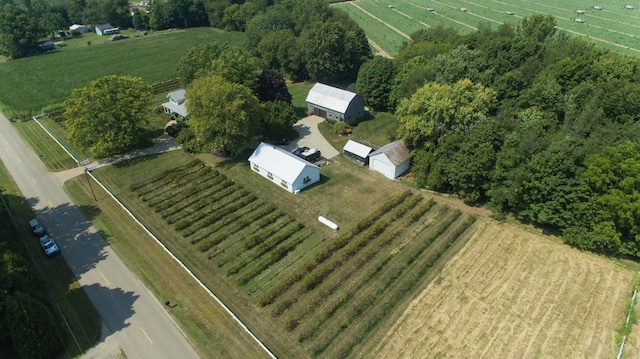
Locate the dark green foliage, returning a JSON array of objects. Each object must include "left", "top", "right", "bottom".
[
  {"left": 356, "top": 56, "right": 396, "bottom": 110},
  {"left": 394, "top": 14, "right": 640, "bottom": 257}
]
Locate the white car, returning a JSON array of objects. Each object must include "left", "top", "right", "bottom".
[
  {"left": 29, "top": 218, "right": 45, "bottom": 235},
  {"left": 40, "top": 235, "right": 60, "bottom": 256}
]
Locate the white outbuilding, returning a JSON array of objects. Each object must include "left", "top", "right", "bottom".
[
  {"left": 342, "top": 140, "right": 373, "bottom": 166},
  {"left": 249, "top": 142, "right": 320, "bottom": 194},
  {"left": 369, "top": 140, "right": 412, "bottom": 179},
  {"left": 162, "top": 89, "right": 190, "bottom": 120},
  {"left": 69, "top": 24, "right": 89, "bottom": 33},
  {"left": 306, "top": 83, "right": 365, "bottom": 122}
]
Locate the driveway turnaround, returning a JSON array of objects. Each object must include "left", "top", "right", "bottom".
[
  {"left": 0, "top": 113, "right": 199, "bottom": 359},
  {"left": 287, "top": 115, "right": 340, "bottom": 159}
]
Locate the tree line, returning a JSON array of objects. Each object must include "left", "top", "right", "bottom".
[
  {"left": 0, "top": 191, "right": 62, "bottom": 358},
  {"left": 356, "top": 15, "right": 640, "bottom": 257}
]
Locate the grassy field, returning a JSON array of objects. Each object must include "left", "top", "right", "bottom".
[
  {"left": 0, "top": 161, "right": 101, "bottom": 358},
  {"left": 334, "top": 0, "right": 640, "bottom": 57},
  {"left": 0, "top": 27, "right": 247, "bottom": 117}
]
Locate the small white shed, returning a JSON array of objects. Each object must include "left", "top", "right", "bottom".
[
  {"left": 369, "top": 140, "right": 411, "bottom": 179},
  {"left": 249, "top": 142, "right": 320, "bottom": 193},
  {"left": 69, "top": 24, "right": 89, "bottom": 33},
  {"left": 342, "top": 140, "right": 373, "bottom": 166}
]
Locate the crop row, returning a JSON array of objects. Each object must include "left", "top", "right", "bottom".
[
  {"left": 279, "top": 197, "right": 432, "bottom": 333},
  {"left": 132, "top": 159, "right": 205, "bottom": 194},
  {"left": 177, "top": 191, "right": 255, "bottom": 235},
  {"left": 148, "top": 174, "right": 230, "bottom": 210},
  {"left": 257, "top": 190, "right": 414, "bottom": 307},
  {"left": 292, "top": 198, "right": 438, "bottom": 342},
  {"left": 159, "top": 181, "right": 237, "bottom": 223},
  {"left": 212, "top": 210, "right": 288, "bottom": 261},
  {"left": 141, "top": 166, "right": 224, "bottom": 205},
  {"left": 310, "top": 209, "right": 467, "bottom": 356},
  {"left": 331, "top": 215, "right": 476, "bottom": 358}
]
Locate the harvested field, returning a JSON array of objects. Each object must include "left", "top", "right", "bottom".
[{"left": 372, "top": 219, "right": 636, "bottom": 358}]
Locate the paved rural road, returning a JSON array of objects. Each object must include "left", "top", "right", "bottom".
[{"left": 0, "top": 113, "right": 200, "bottom": 359}]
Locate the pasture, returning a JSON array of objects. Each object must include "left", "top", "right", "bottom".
[
  {"left": 334, "top": 0, "right": 640, "bottom": 56},
  {"left": 0, "top": 28, "right": 247, "bottom": 117}
]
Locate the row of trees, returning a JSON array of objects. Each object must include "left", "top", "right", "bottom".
[
  {"left": 0, "top": 191, "right": 62, "bottom": 358},
  {"left": 355, "top": 15, "right": 640, "bottom": 257}
]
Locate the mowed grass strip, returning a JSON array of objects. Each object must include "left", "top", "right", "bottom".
[{"left": 12, "top": 119, "right": 78, "bottom": 171}]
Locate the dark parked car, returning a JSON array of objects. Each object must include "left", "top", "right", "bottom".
[
  {"left": 29, "top": 218, "right": 45, "bottom": 235},
  {"left": 292, "top": 147, "right": 309, "bottom": 156},
  {"left": 270, "top": 139, "right": 289, "bottom": 146}
]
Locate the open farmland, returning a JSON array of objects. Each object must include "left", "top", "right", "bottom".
[
  {"left": 372, "top": 220, "right": 638, "bottom": 358},
  {"left": 75, "top": 147, "right": 640, "bottom": 358},
  {"left": 0, "top": 28, "right": 246, "bottom": 117},
  {"left": 334, "top": 0, "right": 640, "bottom": 56}
]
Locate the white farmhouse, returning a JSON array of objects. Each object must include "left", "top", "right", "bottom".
[
  {"left": 369, "top": 140, "right": 412, "bottom": 179},
  {"left": 249, "top": 142, "right": 320, "bottom": 194},
  {"left": 162, "top": 89, "right": 190, "bottom": 120}
]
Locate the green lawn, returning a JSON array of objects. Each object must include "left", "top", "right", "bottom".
[
  {"left": 0, "top": 28, "right": 247, "bottom": 117},
  {"left": 0, "top": 161, "right": 101, "bottom": 358}
]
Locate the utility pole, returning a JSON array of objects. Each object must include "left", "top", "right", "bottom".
[{"left": 84, "top": 167, "right": 97, "bottom": 201}]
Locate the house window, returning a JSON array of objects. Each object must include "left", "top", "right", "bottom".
[
  {"left": 252, "top": 164, "right": 259, "bottom": 172},
  {"left": 267, "top": 172, "right": 273, "bottom": 179},
  {"left": 280, "top": 180, "right": 288, "bottom": 188},
  {"left": 303, "top": 176, "right": 311, "bottom": 184}
]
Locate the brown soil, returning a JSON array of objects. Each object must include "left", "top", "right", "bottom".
[{"left": 371, "top": 218, "right": 636, "bottom": 358}]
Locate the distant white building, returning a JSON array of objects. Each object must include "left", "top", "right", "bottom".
[
  {"left": 69, "top": 24, "right": 89, "bottom": 33},
  {"left": 248, "top": 142, "right": 320, "bottom": 194},
  {"left": 162, "top": 89, "right": 190, "bottom": 120},
  {"left": 369, "top": 140, "right": 412, "bottom": 179},
  {"left": 95, "top": 23, "right": 119, "bottom": 36},
  {"left": 306, "top": 83, "right": 365, "bottom": 122}
]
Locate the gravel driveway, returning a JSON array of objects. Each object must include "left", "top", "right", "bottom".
[{"left": 285, "top": 115, "right": 339, "bottom": 159}]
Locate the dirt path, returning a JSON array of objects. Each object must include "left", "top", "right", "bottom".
[
  {"left": 368, "top": 38, "right": 393, "bottom": 58},
  {"left": 349, "top": 1, "right": 412, "bottom": 40}
]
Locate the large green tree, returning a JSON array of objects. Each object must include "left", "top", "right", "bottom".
[
  {"left": 65, "top": 75, "right": 153, "bottom": 157},
  {"left": 0, "top": 4, "right": 44, "bottom": 58},
  {"left": 185, "top": 75, "right": 261, "bottom": 156},
  {"left": 209, "top": 46, "right": 261, "bottom": 89},
  {"left": 356, "top": 56, "right": 396, "bottom": 110},
  {"left": 397, "top": 78, "right": 497, "bottom": 150},
  {"left": 176, "top": 43, "right": 224, "bottom": 86}
]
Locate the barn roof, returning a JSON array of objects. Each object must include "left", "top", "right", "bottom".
[
  {"left": 305, "top": 83, "right": 358, "bottom": 114},
  {"left": 249, "top": 142, "right": 319, "bottom": 183},
  {"left": 370, "top": 140, "right": 411, "bottom": 165},
  {"left": 343, "top": 140, "right": 373, "bottom": 158}
]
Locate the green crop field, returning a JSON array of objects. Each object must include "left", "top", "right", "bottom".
[
  {"left": 0, "top": 28, "right": 247, "bottom": 117},
  {"left": 334, "top": 0, "right": 640, "bottom": 57}
]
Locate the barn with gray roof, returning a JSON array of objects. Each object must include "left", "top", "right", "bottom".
[{"left": 305, "top": 83, "right": 365, "bottom": 122}]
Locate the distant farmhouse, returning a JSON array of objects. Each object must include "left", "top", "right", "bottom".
[
  {"left": 369, "top": 140, "right": 411, "bottom": 179},
  {"left": 249, "top": 142, "right": 320, "bottom": 194},
  {"left": 342, "top": 140, "right": 373, "bottom": 166},
  {"left": 306, "top": 83, "right": 365, "bottom": 122},
  {"left": 162, "top": 89, "right": 190, "bottom": 120},
  {"left": 95, "top": 23, "right": 119, "bottom": 36},
  {"left": 69, "top": 24, "right": 89, "bottom": 34}
]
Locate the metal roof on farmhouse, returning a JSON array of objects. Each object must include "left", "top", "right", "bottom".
[
  {"left": 370, "top": 140, "right": 411, "bottom": 166},
  {"left": 306, "top": 83, "right": 358, "bottom": 114},
  {"left": 95, "top": 23, "right": 115, "bottom": 31},
  {"left": 343, "top": 140, "right": 373, "bottom": 158},
  {"left": 167, "top": 89, "right": 186, "bottom": 104},
  {"left": 248, "top": 142, "right": 319, "bottom": 183}
]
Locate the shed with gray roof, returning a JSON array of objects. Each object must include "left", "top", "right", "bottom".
[
  {"left": 306, "top": 83, "right": 365, "bottom": 122},
  {"left": 369, "top": 140, "right": 411, "bottom": 179},
  {"left": 343, "top": 140, "right": 373, "bottom": 166},
  {"left": 249, "top": 142, "right": 320, "bottom": 193}
]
